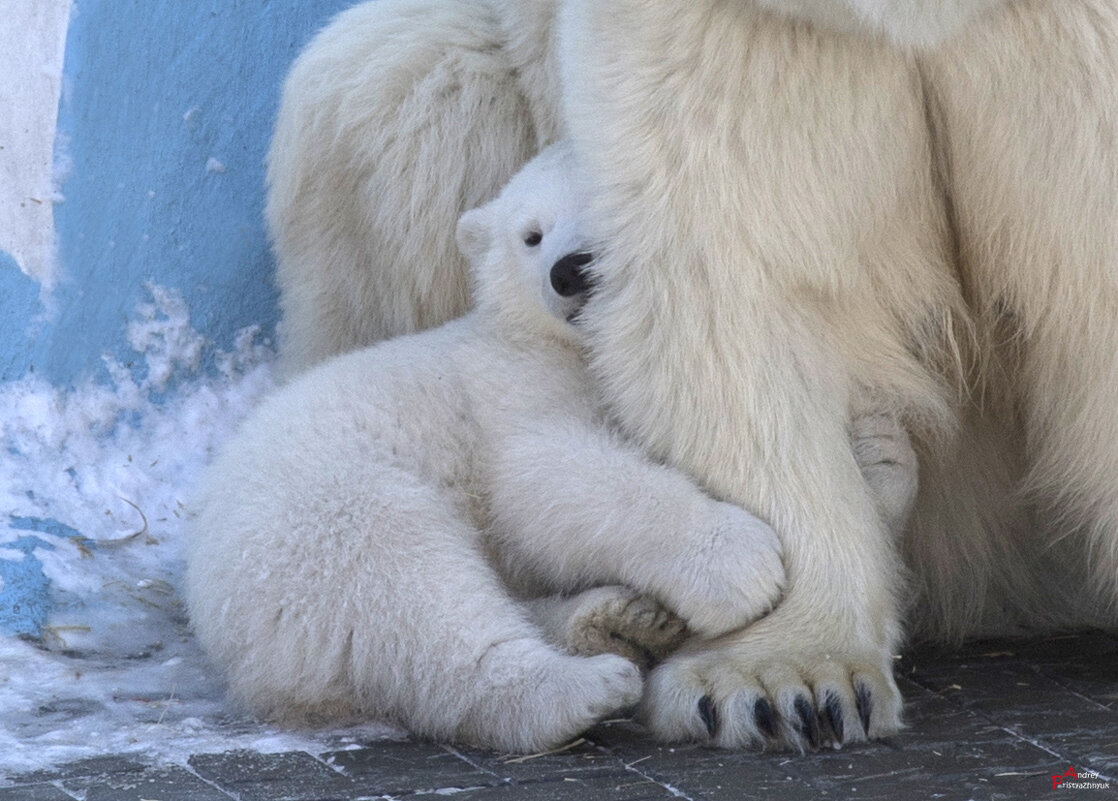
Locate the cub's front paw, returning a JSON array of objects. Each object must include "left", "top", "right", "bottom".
[
  {"left": 641, "top": 639, "right": 902, "bottom": 751},
  {"left": 667, "top": 502, "right": 784, "bottom": 638},
  {"left": 562, "top": 585, "right": 689, "bottom": 668}
]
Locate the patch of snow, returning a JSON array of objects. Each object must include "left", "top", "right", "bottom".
[
  {"left": 0, "top": 285, "right": 401, "bottom": 778},
  {"left": 123, "top": 283, "right": 205, "bottom": 392}
]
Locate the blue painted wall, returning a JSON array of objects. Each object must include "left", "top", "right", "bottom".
[{"left": 0, "top": 0, "right": 354, "bottom": 386}]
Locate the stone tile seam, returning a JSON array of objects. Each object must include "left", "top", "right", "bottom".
[
  {"left": 441, "top": 744, "right": 509, "bottom": 784},
  {"left": 993, "top": 723, "right": 1117, "bottom": 784},
  {"left": 1028, "top": 661, "right": 1118, "bottom": 714},
  {"left": 176, "top": 760, "right": 241, "bottom": 800},
  {"left": 308, "top": 748, "right": 354, "bottom": 778},
  {"left": 583, "top": 734, "right": 699, "bottom": 800},
  {"left": 903, "top": 672, "right": 1117, "bottom": 783},
  {"left": 52, "top": 762, "right": 240, "bottom": 801},
  {"left": 618, "top": 762, "right": 694, "bottom": 801},
  {"left": 47, "top": 780, "right": 80, "bottom": 801}
]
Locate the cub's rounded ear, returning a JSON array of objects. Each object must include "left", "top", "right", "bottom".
[{"left": 456, "top": 207, "right": 492, "bottom": 262}]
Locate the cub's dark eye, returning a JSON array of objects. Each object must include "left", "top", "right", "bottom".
[{"left": 523, "top": 231, "right": 543, "bottom": 247}]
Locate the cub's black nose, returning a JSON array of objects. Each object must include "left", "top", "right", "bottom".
[{"left": 550, "top": 252, "right": 595, "bottom": 297}]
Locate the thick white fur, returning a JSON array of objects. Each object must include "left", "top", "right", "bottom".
[
  {"left": 188, "top": 146, "right": 789, "bottom": 752},
  {"left": 561, "top": 0, "right": 961, "bottom": 747},
  {"left": 266, "top": 0, "right": 562, "bottom": 377},
  {"left": 904, "top": 0, "right": 1118, "bottom": 638},
  {"left": 266, "top": 0, "right": 1007, "bottom": 379},
  {"left": 563, "top": 0, "right": 1118, "bottom": 746},
  {"left": 265, "top": 0, "right": 1118, "bottom": 750},
  {"left": 753, "top": 0, "right": 1008, "bottom": 46}
]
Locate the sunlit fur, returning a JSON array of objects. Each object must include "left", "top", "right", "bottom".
[
  {"left": 266, "top": 0, "right": 562, "bottom": 378},
  {"left": 753, "top": 0, "right": 1008, "bottom": 46}
]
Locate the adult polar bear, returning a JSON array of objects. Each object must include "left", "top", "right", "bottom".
[{"left": 267, "top": 0, "right": 1118, "bottom": 749}]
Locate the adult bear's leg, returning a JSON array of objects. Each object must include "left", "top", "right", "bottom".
[
  {"left": 923, "top": 0, "right": 1118, "bottom": 625},
  {"left": 267, "top": 0, "right": 559, "bottom": 376},
  {"left": 561, "top": 0, "right": 967, "bottom": 749}
]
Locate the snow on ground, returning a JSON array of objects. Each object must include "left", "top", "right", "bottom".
[{"left": 0, "top": 285, "right": 399, "bottom": 778}]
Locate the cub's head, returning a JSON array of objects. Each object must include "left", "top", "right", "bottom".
[{"left": 456, "top": 142, "right": 597, "bottom": 342}]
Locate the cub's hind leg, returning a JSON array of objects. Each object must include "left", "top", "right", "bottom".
[
  {"left": 190, "top": 458, "right": 639, "bottom": 752},
  {"left": 332, "top": 495, "right": 644, "bottom": 753}
]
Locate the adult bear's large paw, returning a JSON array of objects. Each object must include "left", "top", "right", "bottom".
[{"left": 639, "top": 642, "right": 902, "bottom": 750}]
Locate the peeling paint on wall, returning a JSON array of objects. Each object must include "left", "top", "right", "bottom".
[
  {"left": 0, "top": 0, "right": 72, "bottom": 289},
  {"left": 0, "top": 2, "right": 372, "bottom": 768},
  {"left": 0, "top": 0, "right": 352, "bottom": 386}
]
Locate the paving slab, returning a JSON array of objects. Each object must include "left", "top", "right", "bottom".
[
  {"left": 323, "top": 740, "right": 501, "bottom": 795},
  {"left": 0, "top": 785, "right": 76, "bottom": 801},
  {"left": 2, "top": 631, "right": 1115, "bottom": 801},
  {"left": 457, "top": 733, "right": 635, "bottom": 785},
  {"left": 187, "top": 751, "right": 359, "bottom": 801},
  {"left": 11, "top": 757, "right": 147, "bottom": 786},
  {"left": 63, "top": 766, "right": 232, "bottom": 801},
  {"left": 444, "top": 773, "right": 679, "bottom": 801}
]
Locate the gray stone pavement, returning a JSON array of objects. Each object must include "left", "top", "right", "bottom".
[{"left": 3, "top": 631, "right": 1116, "bottom": 801}]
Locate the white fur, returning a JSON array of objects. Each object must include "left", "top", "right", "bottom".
[
  {"left": 754, "top": 0, "right": 1009, "bottom": 46},
  {"left": 188, "top": 146, "right": 788, "bottom": 752},
  {"left": 266, "top": 0, "right": 1007, "bottom": 379},
  {"left": 906, "top": 0, "right": 1118, "bottom": 638},
  {"left": 560, "top": 0, "right": 954, "bottom": 747},
  {"left": 266, "top": 0, "right": 562, "bottom": 378},
  {"left": 563, "top": 0, "right": 1118, "bottom": 748},
  {"left": 264, "top": 0, "right": 1118, "bottom": 751}
]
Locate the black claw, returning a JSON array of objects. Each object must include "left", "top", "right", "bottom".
[
  {"left": 793, "top": 696, "right": 821, "bottom": 750},
  {"left": 822, "top": 692, "right": 844, "bottom": 744},
  {"left": 753, "top": 697, "right": 778, "bottom": 738},
  {"left": 697, "top": 694, "right": 719, "bottom": 738},
  {"left": 855, "top": 682, "right": 873, "bottom": 737}
]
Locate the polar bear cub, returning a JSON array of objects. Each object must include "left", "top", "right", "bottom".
[{"left": 186, "top": 144, "right": 787, "bottom": 752}]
